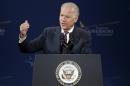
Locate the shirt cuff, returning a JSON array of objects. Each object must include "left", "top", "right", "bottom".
[{"left": 19, "top": 35, "right": 27, "bottom": 43}]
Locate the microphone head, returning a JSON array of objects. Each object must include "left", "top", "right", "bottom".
[
  {"left": 60, "top": 33, "right": 64, "bottom": 47},
  {"left": 68, "top": 33, "right": 74, "bottom": 49}
]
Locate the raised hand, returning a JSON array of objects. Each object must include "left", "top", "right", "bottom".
[{"left": 19, "top": 20, "right": 30, "bottom": 38}]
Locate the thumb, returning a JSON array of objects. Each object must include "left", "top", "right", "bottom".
[{"left": 25, "top": 20, "right": 29, "bottom": 23}]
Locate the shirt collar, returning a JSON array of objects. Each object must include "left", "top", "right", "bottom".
[{"left": 61, "top": 26, "right": 74, "bottom": 34}]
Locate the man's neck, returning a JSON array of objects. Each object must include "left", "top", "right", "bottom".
[{"left": 61, "top": 26, "right": 74, "bottom": 33}]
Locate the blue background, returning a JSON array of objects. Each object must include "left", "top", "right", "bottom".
[{"left": 0, "top": 0, "right": 129, "bottom": 86}]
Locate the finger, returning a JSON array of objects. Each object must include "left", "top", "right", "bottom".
[
  {"left": 25, "top": 20, "right": 28, "bottom": 23},
  {"left": 25, "top": 20, "right": 30, "bottom": 27},
  {"left": 20, "top": 24, "right": 29, "bottom": 31},
  {"left": 21, "top": 28, "right": 28, "bottom": 32},
  {"left": 20, "top": 28, "right": 28, "bottom": 35}
]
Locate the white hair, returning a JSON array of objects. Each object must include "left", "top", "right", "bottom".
[{"left": 61, "top": 2, "right": 80, "bottom": 17}]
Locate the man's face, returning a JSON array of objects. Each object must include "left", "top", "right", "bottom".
[{"left": 59, "top": 6, "right": 78, "bottom": 32}]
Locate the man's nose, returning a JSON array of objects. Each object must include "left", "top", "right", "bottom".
[{"left": 61, "top": 17, "right": 66, "bottom": 22}]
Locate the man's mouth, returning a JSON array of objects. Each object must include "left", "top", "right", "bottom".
[{"left": 61, "top": 22, "right": 67, "bottom": 27}]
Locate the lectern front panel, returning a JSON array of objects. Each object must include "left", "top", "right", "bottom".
[{"left": 32, "top": 54, "right": 103, "bottom": 86}]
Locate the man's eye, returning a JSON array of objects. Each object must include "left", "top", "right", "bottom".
[
  {"left": 66, "top": 16, "right": 71, "bottom": 18},
  {"left": 60, "top": 14, "right": 63, "bottom": 17}
]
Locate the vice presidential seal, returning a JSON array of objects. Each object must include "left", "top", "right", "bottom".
[{"left": 55, "top": 60, "right": 82, "bottom": 86}]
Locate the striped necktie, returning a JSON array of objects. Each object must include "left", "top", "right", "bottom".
[{"left": 64, "top": 32, "right": 69, "bottom": 43}]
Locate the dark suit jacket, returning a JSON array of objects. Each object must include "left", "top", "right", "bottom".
[{"left": 19, "top": 26, "right": 91, "bottom": 54}]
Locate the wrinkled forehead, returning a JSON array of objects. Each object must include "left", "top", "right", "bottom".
[{"left": 60, "top": 6, "right": 76, "bottom": 16}]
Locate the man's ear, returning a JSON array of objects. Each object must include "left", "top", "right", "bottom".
[{"left": 74, "top": 16, "right": 78, "bottom": 23}]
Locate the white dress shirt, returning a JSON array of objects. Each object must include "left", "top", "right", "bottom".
[{"left": 61, "top": 26, "right": 74, "bottom": 43}]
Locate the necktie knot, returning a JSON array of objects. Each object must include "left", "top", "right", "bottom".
[{"left": 64, "top": 31, "right": 69, "bottom": 35}]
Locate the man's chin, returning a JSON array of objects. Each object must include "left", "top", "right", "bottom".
[
  {"left": 63, "top": 28, "right": 68, "bottom": 31},
  {"left": 61, "top": 27, "right": 67, "bottom": 30}
]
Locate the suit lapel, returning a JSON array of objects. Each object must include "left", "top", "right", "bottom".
[
  {"left": 71, "top": 26, "right": 82, "bottom": 53},
  {"left": 53, "top": 27, "right": 61, "bottom": 53},
  {"left": 71, "top": 26, "right": 80, "bottom": 45}
]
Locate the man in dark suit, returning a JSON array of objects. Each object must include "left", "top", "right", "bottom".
[{"left": 19, "top": 2, "right": 91, "bottom": 54}]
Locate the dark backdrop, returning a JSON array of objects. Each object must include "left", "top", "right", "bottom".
[{"left": 0, "top": 0, "right": 129, "bottom": 86}]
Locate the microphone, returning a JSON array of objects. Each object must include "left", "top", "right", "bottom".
[
  {"left": 60, "top": 33, "right": 64, "bottom": 46},
  {"left": 60, "top": 33, "right": 64, "bottom": 52},
  {"left": 68, "top": 33, "right": 74, "bottom": 50}
]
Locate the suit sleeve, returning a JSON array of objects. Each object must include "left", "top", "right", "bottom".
[
  {"left": 81, "top": 30, "right": 92, "bottom": 54},
  {"left": 18, "top": 29, "right": 46, "bottom": 53}
]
